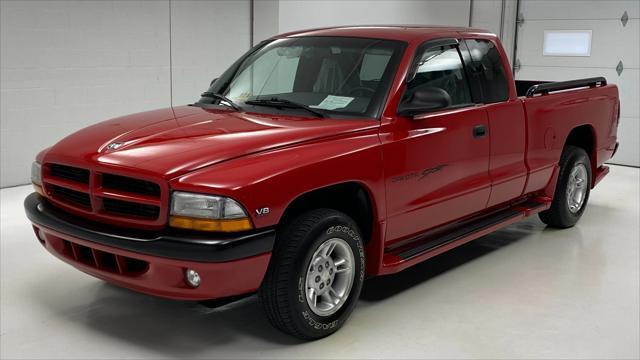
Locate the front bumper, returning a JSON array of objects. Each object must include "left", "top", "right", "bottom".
[{"left": 24, "top": 193, "right": 274, "bottom": 300}]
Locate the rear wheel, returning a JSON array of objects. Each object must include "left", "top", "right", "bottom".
[
  {"left": 259, "top": 209, "right": 365, "bottom": 340},
  {"left": 539, "top": 145, "right": 592, "bottom": 228}
]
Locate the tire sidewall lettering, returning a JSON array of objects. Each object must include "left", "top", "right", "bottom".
[
  {"left": 326, "top": 225, "right": 365, "bottom": 282},
  {"left": 295, "top": 223, "right": 365, "bottom": 332},
  {"left": 302, "top": 310, "right": 340, "bottom": 330}
]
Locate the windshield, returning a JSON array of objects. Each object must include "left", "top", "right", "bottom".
[{"left": 199, "top": 36, "right": 406, "bottom": 118}]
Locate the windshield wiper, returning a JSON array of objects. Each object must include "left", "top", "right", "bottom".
[
  {"left": 245, "top": 97, "right": 325, "bottom": 118},
  {"left": 200, "top": 91, "right": 240, "bottom": 111}
]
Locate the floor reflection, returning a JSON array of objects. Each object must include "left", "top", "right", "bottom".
[{"left": 361, "top": 218, "right": 542, "bottom": 301}]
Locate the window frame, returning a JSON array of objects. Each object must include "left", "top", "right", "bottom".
[{"left": 398, "top": 37, "right": 478, "bottom": 115}]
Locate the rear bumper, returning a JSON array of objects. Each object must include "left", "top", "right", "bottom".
[{"left": 25, "top": 193, "right": 273, "bottom": 300}]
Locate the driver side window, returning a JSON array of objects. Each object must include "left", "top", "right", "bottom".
[{"left": 408, "top": 45, "right": 472, "bottom": 107}]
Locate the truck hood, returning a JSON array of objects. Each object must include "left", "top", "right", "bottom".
[{"left": 44, "top": 106, "right": 378, "bottom": 178}]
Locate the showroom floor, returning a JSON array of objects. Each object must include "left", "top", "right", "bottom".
[{"left": 1, "top": 165, "right": 638, "bottom": 359}]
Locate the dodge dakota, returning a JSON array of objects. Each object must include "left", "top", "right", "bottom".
[{"left": 25, "top": 26, "right": 620, "bottom": 340}]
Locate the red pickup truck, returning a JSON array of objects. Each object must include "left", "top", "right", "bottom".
[{"left": 25, "top": 26, "right": 619, "bottom": 340}]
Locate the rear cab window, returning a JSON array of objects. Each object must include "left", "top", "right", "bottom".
[{"left": 462, "top": 39, "right": 509, "bottom": 103}]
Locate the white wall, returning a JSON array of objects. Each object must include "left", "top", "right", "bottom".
[
  {"left": 0, "top": 0, "right": 250, "bottom": 187},
  {"left": 170, "top": 0, "right": 250, "bottom": 105},
  {"left": 253, "top": 0, "right": 472, "bottom": 44},
  {"left": 0, "top": 0, "right": 170, "bottom": 188},
  {"left": 253, "top": 0, "right": 280, "bottom": 44},
  {"left": 514, "top": 0, "right": 639, "bottom": 167},
  {"left": 277, "top": 0, "right": 470, "bottom": 33},
  {"left": 470, "top": 0, "right": 518, "bottom": 65}
]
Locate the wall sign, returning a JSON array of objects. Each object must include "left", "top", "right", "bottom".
[{"left": 543, "top": 30, "right": 592, "bottom": 57}]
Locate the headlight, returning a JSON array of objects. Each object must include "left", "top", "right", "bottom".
[
  {"left": 31, "top": 162, "right": 44, "bottom": 196},
  {"left": 31, "top": 161, "right": 42, "bottom": 185},
  {"left": 169, "top": 191, "right": 252, "bottom": 232}
]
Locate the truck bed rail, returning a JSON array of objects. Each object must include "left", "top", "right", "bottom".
[{"left": 525, "top": 77, "right": 607, "bottom": 97}]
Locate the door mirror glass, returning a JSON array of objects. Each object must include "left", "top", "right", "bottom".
[{"left": 398, "top": 86, "right": 451, "bottom": 116}]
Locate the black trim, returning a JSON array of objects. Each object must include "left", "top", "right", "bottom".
[
  {"left": 50, "top": 163, "right": 89, "bottom": 184},
  {"left": 515, "top": 80, "right": 549, "bottom": 97},
  {"left": 526, "top": 77, "right": 607, "bottom": 97},
  {"left": 101, "top": 173, "right": 161, "bottom": 197},
  {"left": 392, "top": 206, "right": 525, "bottom": 260},
  {"left": 458, "top": 40, "right": 484, "bottom": 104},
  {"left": 473, "top": 124, "right": 487, "bottom": 138},
  {"left": 24, "top": 193, "right": 275, "bottom": 263},
  {"left": 612, "top": 142, "right": 620, "bottom": 158},
  {"left": 200, "top": 292, "right": 256, "bottom": 308}
]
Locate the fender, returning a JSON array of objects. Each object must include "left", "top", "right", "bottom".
[{"left": 170, "top": 126, "right": 386, "bottom": 230}]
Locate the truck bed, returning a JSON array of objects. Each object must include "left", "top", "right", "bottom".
[{"left": 518, "top": 77, "right": 618, "bottom": 194}]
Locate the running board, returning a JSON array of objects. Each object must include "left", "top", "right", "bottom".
[{"left": 381, "top": 199, "right": 549, "bottom": 273}]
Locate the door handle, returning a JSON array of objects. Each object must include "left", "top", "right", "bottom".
[{"left": 473, "top": 124, "right": 487, "bottom": 138}]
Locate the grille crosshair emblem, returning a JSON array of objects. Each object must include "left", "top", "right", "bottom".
[{"left": 105, "top": 142, "right": 124, "bottom": 151}]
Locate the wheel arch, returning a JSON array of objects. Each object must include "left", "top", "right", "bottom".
[
  {"left": 563, "top": 124, "right": 597, "bottom": 182},
  {"left": 278, "top": 181, "right": 377, "bottom": 245}
]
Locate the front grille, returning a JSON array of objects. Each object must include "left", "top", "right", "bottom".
[
  {"left": 102, "top": 173, "right": 160, "bottom": 197},
  {"left": 102, "top": 198, "right": 160, "bottom": 219},
  {"left": 56, "top": 237, "right": 149, "bottom": 276},
  {"left": 50, "top": 164, "right": 90, "bottom": 184},
  {"left": 44, "top": 163, "right": 165, "bottom": 226},
  {"left": 52, "top": 185, "right": 91, "bottom": 208}
]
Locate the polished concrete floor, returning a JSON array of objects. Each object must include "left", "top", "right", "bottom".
[{"left": 1, "top": 165, "right": 638, "bottom": 359}]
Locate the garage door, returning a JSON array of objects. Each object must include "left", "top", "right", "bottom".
[{"left": 514, "top": 0, "right": 639, "bottom": 167}]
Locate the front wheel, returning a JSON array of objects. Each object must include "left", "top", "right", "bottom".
[
  {"left": 259, "top": 209, "right": 365, "bottom": 340},
  {"left": 539, "top": 145, "right": 592, "bottom": 228}
]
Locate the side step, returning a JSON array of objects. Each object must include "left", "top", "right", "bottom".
[
  {"left": 382, "top": 199, "right": 549, "bottom": 272},
  {"left": 396, "top": 207, "right": 521, "bottom": 260}
]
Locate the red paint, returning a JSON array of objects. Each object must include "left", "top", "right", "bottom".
[
  {"left": 28, "top": 26, "right": 618, "bottom": 300},
  {"left": 33, "top": 224, "right": 271, "bottom": 300},
  {"left": 381, "top": 106, "right": 492, "bottom": 246}
]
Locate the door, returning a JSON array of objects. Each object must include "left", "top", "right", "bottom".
[
  {"left": 463, "top": 38, "right": 528, "bottom": 207},
  {"left": 383, "top": 41, "right": 492, "bottom": 245},
  {"left": 513, "top": 0, "right": 639, "bottom": 166}
]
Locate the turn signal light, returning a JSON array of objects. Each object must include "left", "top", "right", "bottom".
[
  {"left": 33, "top": 183, "right": 45, "bottom": 196},
  {"left": 169, "top": 215, "right": 253, "bottom": 232}
]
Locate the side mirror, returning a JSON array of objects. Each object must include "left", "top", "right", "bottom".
[
  {"left": 398, "top": 86, "right": 451, "bottom": 117},
  {"left": 210, "top": 78, "right": 218, "bottom": 87}
]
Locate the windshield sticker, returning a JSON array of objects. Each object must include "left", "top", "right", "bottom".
[
  {"left": 310, "top": 95, "right": 354, "bottom": 110},
  {"left": 237, "top": 92, "right": 252, "bottom": 102}
]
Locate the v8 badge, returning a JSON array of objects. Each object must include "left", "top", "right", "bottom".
[{"left": 255, "top": 207, "right": 270, "bottom": 217}]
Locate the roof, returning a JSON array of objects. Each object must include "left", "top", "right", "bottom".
[{"left": 274, "top": 25, "right": 494, "bottom": 43}]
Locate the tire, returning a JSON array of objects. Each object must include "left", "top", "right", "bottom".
[
  {"left": 259, "top": 208, "right": 365, "bottom": 340},
  {"left": 539, "top": 145, "right": 592, "bottom": 228}
]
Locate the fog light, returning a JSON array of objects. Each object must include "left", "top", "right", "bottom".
[{"left": 185, "top": 269, "right": 201, "bottom": 288}]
